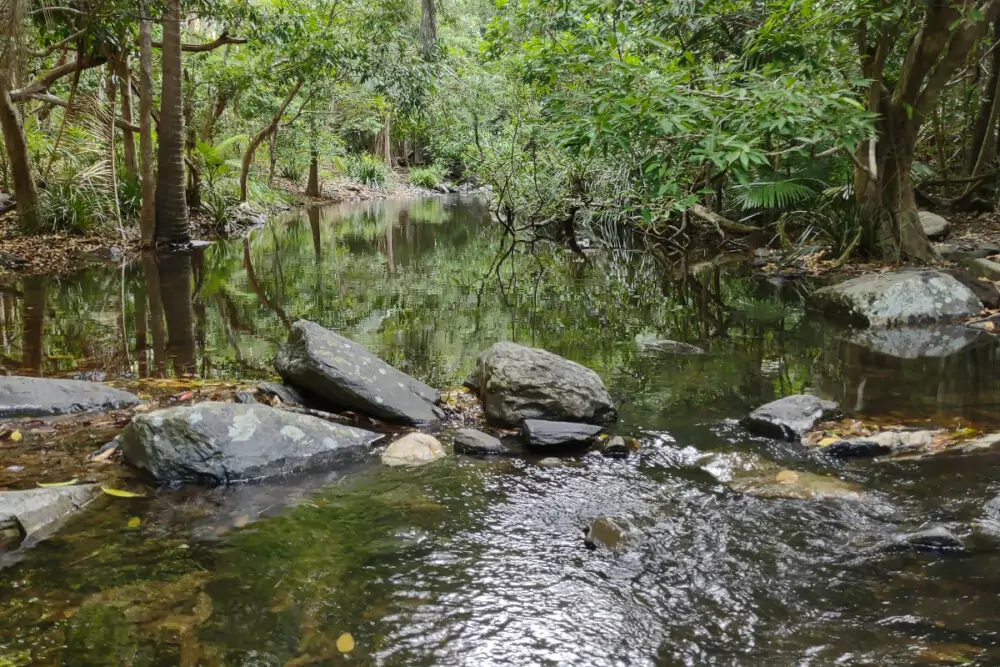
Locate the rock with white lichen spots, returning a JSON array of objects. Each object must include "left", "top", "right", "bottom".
[
  {"left": 117, "top": 402, "right": 381, "bottom": 485},
  {"left": 276, "top": 320, "right": 442, "bottom": 425}
]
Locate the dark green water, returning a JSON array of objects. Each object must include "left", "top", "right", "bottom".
[{"left": 3, "top": 197, "right": 1000, "bottom": 665}]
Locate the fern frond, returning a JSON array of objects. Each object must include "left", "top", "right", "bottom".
[{"left": 732, "top": 179, "right": 818, "bottom": 211}]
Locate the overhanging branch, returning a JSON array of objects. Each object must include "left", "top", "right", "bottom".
[{"left": 150, "top": 32, "right": 247, "bottom": 53}]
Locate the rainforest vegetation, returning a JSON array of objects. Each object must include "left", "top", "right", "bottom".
[{"left": 1, "top": 0, "right": 1000, "bottom": 262}]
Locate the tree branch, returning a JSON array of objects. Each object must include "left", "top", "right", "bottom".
[
  {"left": 689, "top": 204, "right": 760, "bottom": 234},
  {"left": 9, "top": 55, "right": 106, "bottom": 100},
  {"left": 14, "top": 92, "right": 140, "bottom": 132},
  {"left": 150, "top": 32, "right": 247, "bottom": 53},
  {"left": 28, "top": 29, "right": 86, "bottom": 59}
]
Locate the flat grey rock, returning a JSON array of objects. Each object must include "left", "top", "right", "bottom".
[
  {"left": 468, "top": 342, "right": 616, "bottom": 426},
  {"left": 811, "top": 269, "right": 983, "bottom": 327},
  {"left": 743, "top": 395, "right": 839, "bottom": 441},
  {"left": 451, "top": 428, "right": 523, "bottom": 457},
  {"left": 967, "top": 257, "right": 1000, "bottom": 281},
  {"left": 934, "top": 241, "right": 1000, "bottom": 262},
  {"left": 0, "top": 376, "right": 140, "bottom": 419},
  {"left": 118, "top": 402, "right": 381, "bottom": 485},
  {"left": 521, "top": 419, "right": 604, "bottom": 450},
  {"left": 918, "top": 211, "right": 950, "bottom": 240},
  {"left": 276, "top": 320, "right": 441, "bottom": 425},
  {"left": 0, "top": 485, "right": 99, "bottom": 548}
]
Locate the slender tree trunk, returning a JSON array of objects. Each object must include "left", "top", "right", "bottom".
[
  {"left": 141, "top": 252, "right": 167, "bottom": 376},
  {"left": 305, "top": 150, "right": 320, "bottom": 197},
  {"left": 267, "top": 128, "right": 278, "bottom": 185},
  {"left": 105, "top": 61, "right": 123, "bottom": 232},
  {"left": 158, "top": 251, "right": 196, "bottom": 376},
  {"left": 239, "top": 79, "right": 303, "bottom": 202},
  {"left": 383, "top": 114, "right": 392, "bottom": 169},
  {"left": 200, "top": 93, "right": 227, "bottom": 142},
  {"left": 0, "top": 74, "right": 40, "bottom": 231},
  {"left": 117, "top": 52, "right": 138, "bottom": 177},
  {"left": 133, "top": 279, "right": 148, "bottom": 378},
  {"left": 308, "top": 205, "right": 321, "bottom": 259},
  {"left": 154, "top": 0, "right": 190, "bottom": 244},
  {"left": 420, "top": 0, "right": 437, "bottom": 59},
  {"left": 138, "top": 8, "right": 156, "bottom": 246}
]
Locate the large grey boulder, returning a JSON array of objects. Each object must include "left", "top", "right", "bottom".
[
  {"left": 275, "top": 320, "right": 441, "bottom": 425},
  {"left": 468, "top": 342, "right": 617, "bottom": 426},
  {"left": 0, "top": 376, "right": 140, "bottom": 419},
  {"left": 918, "top": 211, "right": 950, "bottom": 240},
  {"left": 0, "top": 485, "right": 99, "bottom": 549},
  {"left": 811, "top": 269, "right": 983, "bottom": 327},
  {"left": 521, "top": 419, "right": 604, "bottom": 451},
  {"left": 743, "top": 395, "right": 839, "bottom": 441},
  {"left": 118, "top": 402, "right": 381, "bottom": 485}
]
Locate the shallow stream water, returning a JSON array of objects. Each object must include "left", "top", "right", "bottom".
[{"left": 2, "top": 197, "right": 1000, "bottom": 665}]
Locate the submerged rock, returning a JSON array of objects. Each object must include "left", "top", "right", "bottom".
[
  {"left": 276, "top": 320, "right": 442, "bottom": 425},
  {"left": 838, "top": 326, "right": 990, "bottom": 359},
  {"left": 891, "top": 526, "right": 964, "bottom": 552},
  {"left": 743, "top": 395, "right": 839, "bottom": 441},
  {"left": 118, "top": 402, "right": 380, "bottom": 485},
  {"left": 729, "top": 468, "right": 865, "bottom": 501},
  {"left": 811, "top": 269, "right": 983, "bottom": 327},
  {"left": 468, "top": 342, "right": 617, "bottom": 426},
  {"left": 0, "top": 376, "right": 140, "bottom": 419},
  {"left": 918, "top": 211, "right": 950, "bottom": 240},
  {"left": 0, "top": 485, "right": 99, "bottom": 549},
  {"left": 521, "top": 419, "right": 604, "bottom": 451},
  {"left": 819, "top": 439, "right": 893, "bottom": 459},
  {"left": 595, "top": 435, "right": 632, "bottom": 458},
  {"left": 634, "top": 334, "right": 704, "bottom": 355},
  {"left": 584, "top": 517, "right": 639, "bottom": 551},
  {"left": 451, "top": 428, "right": 523, "bottom": 457},
  {"left": 381, "top": 433, "right": 446, "bottom": 467}
]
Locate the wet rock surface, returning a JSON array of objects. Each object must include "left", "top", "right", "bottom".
[
  {"left": 811, "top": 269, "right": 983, "bottom": 327},
  {"left": 728, "top": 469, "right": 865, "bottom": 501},
  {"left": 0, "top": 376, "right": 140, "bottom": 419},
  {"left": 743, "top": 395, "right": 839, "bottom": 441},
  {"left": 276, "top": 320, "right": 442, "bottom": 425},
  {"left": 838, "top": 326, "right": 990, "bottom": 359},
  {"left": 256, "top": 381, "right": 307, "bottom": 406},
  {"left": 584, "top": 517, "right": 640, "bottom": 551},
  {"left": 595, "top": 435, "right": 632, "bottom": 458},
  {"left": 0, "top": 485, "right": 99, "bottom": 549},
  {"left": 521, "top": 419, "right": 604, "bottom": 451},
  {"left": 891, "top": 526, "right": 964, "bottom": 552},
  {"left": 468, "top": 342, "right": 617, "bottom": 426},
  {"left": 382, "top": 433, "right": 446, "bottom": 467},
  {"left": 451, "top": 428, "right": 524, "bottom": 457},
  {"left": 118, "top": 402, "right": 381, "bottom": 485}
]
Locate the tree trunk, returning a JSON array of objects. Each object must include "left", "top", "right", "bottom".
[
  {"left": 969, "top": 20, "right": 1000, "bottom": 174},
  {"left": 141, "top": 252, "right": 167, "bottom": 376},
  {"left": 154, "top": 0, "right": 190, "bottom": 245},
  {"left": 133, "top": 279, "right": 148, "bottom": 378},
  {"left": 383, "top": 114, "right": 392, "bottom": 168},
  {"left": 420, "top": 0, "right": 437, "bottom": 59},
  {"left": 239, "top": 80, "right": 303, "bottom": 202},
  {"left": 308, "top": 205, "right": 321, "bottom": 259},
  {"left": 0, "top": 74, "right": 40, "bottom": 231},
  {"left": 117, "top": 52, "right": 138, "bottom": 177},
  {"left": 183, "top": 70, "right": 200, "bottom": 210},
  {"left": 305, "top": 151, "right": 320, "bottom": 197},
  {"left": 267, "top": 128, "right": 277, "bottom": 186},
  {"left": 138, "top": 8, "right": 156, "bottom": 246},
  {"left": 157, "top": 251, "right": 196, "bottom": 376},
  {"left": 200, "top": 93, "right": 227, "bottom": 142},
  {"left": 21, "top": 277, "right": 45, "bottom": 377}
]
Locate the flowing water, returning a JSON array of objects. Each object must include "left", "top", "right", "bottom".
[{"left": 2, "top": 197, "right": 1000, "bottom": 666}]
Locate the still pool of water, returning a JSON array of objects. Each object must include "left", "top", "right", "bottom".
[{"left": 2, "top": 196, "right": 1000, "bottom": 665}]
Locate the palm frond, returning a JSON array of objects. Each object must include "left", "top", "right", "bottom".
[{"left": 731, "top": 179, "right": 818, "bottom": 211}]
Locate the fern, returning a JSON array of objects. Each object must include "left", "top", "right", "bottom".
[{"left": 732, "top": 179, "right": 818, "bottom": 211}]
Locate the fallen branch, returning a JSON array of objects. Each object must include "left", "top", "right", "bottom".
[{"left": 689, "top": 204, "right": 761, "bottom": 234}]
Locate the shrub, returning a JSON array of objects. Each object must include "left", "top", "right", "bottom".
[
  {"left": 117, "top": 171, "right": 143, "bottom": 220},
  {"left": 346, "top": 153, "right": 389, "bottom": 190},
  {"left": 409, "top": 164, "right": 447, "bottom": 189},
  {"left": 279, "top": 159, "right": 306, "bottom": 183}
]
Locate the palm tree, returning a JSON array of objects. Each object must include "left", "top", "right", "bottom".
[{"left": 154, "top": 0, "right": 190, "bottom": 245}]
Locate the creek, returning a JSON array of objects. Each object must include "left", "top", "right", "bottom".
[{"left": 2, "top": 196, "right": 1000, "bottom": 665}]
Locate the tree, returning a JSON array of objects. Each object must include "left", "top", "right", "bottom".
[
  {"left": 0, "top": 0, "right": 40, "bottom": 230},
  {"left": 154, "top": 0, "right": 190, "bottom": 245}
]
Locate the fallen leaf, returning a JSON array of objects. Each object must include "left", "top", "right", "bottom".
[
  {"left": 336, "top": 633, "right": 355, "bottom": 653},
  {"left": 775, "top": 470, "right": 799, "bottom": 484},
  {"left": 90, "top": 446, "right": 118, "bottom": 462},
  {"left": 127, "top": 516, "right": 141, "bottom": 529},
  {"left": 10, "top": 430, "right": 22, "bottom": 442},
  {"left": 101, "top": 486, "right": 146, "bottom": 498},
  {"left": 817, "top": 436, "right": 839, "bottom": 447},
  {"left": 38, "top": 478, "right": 79, "bottom": 488}
]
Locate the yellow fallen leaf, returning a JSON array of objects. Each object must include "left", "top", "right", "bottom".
[
  {"left": 336, "top": 633, "right": 355, "bottom": 653},
  {"left": 127, "top": 516, "right": 141, "bottom": 529},
  {"left": 775, "top": 470, "right": 799, "bottom": 484},
  {"left": 38, "top": 478, "right": 79, "bottom": 488},
  {"left": 817, "top": 436, "right": 839, "bottom": 447},
  {"left": 101, "top": 486, "right": 146, "bottom": 498},
  {"left": 10, "top": 430, "right": 22, "bottom": 442}
]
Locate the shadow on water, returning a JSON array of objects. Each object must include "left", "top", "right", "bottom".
[{"left": 2, "top": 196, "right": 1000, "bottom": 665}]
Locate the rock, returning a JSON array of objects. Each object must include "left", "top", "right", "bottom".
[
  {"left": 967, "top": 257, "right": 1000, "bottom": 282},
  {"left": 942, "top": 268, "right": 1000, "bottom": 309},
  {"left": 234, "top": 391, "right": 257, "bottom": 404},
  {"left": 811, "top": 269, "right": 983, "bottom": 327},
  {"left": 918, "top": 211, "right": 950, "bottom": 240},
  {"left": 837, "top": 326, "right": 989, "bottom": 359},
  {"left": 451, "top": 428, "right": 523, "bottom": 457},
  {"left": 891, "top": 526, "right": 964, "bottom": 552},
  {"left": 522, "top": 419, "right": 604, "bottom": 451},
  {"left": 951, "top": 432, "right": 1000, "bottom": 455},
  {"left": 257, "top": 381, "right": 306, "bottom": 407},
  {"left": 434, "top": 183, "right": 451, "bottom": 194},
  {"left": 381, "top": 433, "right": 446, "bottom": 467},
  {"left": 743, "top": 395, "right": 839, "bottom": 441},
  {"left": 819, "top": 439, "right": 893, "bottom": 459},
  {"left": 118, "top": 402, "right": 380, "bottom": 485},
  {"left": 70, "top": 370, "right": 107, "bottom": 383},
  {"left": 468, "top": 342, "right": 617, "bottom": 426},
  {"left": 0, "top": 485, "right": 99, "bottom": 548},
  {"left": 584, "top": 517, "right": 639, "bottom": 551},
  {"left": 634, "top": 334, "right": 704, "bottom": 355},
  {"left": 276, "top": 320, "right": 441, "bottom": 425},
  {"left": 729, "top": 469, "right": 865, "bottom": 501},
  {"left": 0, "top": 376, "right": 140, "bottom": 419},
  {"left": 537, "top": 457, "right": 563, "bottom": 467},
  {"left": 595, "top": 435, "right": 632, "bottom": 458},
  {"left": 935, "top": 241, "right": 1000, "bottom": 262}
]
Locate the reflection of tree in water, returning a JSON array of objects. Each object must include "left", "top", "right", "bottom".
[
  {"left": 157, "top": 251, "right": 197, "bottom": 376},
  {"left": 21, "top": 276, "right": 45, "bottom": 376}
]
